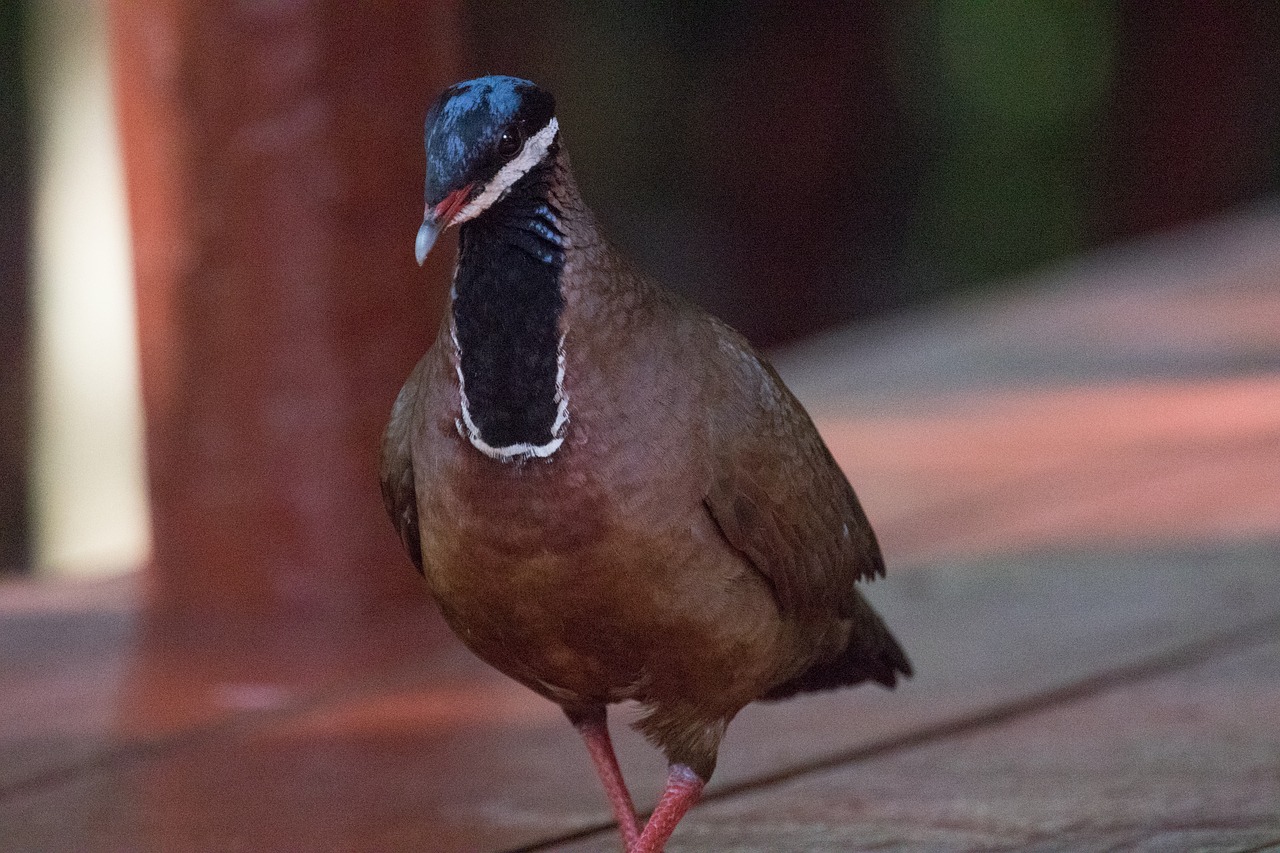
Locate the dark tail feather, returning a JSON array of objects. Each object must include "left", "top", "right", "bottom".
[{"left": 761, "top": 600, "right": 912, "bottom": 701}]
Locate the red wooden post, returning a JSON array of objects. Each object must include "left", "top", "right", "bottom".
[{"left": 108, "top": 3, "right": 461, "bottom": 621}]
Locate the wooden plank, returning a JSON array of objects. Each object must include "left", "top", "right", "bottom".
[
  {"left": 0, "top": 579, "right": 443, "bottom": 799},
  {"left": 772, "top": 210, "right": 1280, "bottom": 403},
  {"left": 3, "top": 541, "right": 1278, "bottom": 852},
  {"left": 554, "top": 639, "right": 1280, "bottom": 851},
  {"left": 816, "top": 377, "right": 1280, "bottom": 564},
  {"left": 0, "top": 578, "right": 135, "bottom": 794}
]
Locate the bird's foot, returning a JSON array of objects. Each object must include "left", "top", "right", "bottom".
[
  {"left": 630, "top": 763, "right": 704, "bottom": 853},
  {"left": 569, "top": 708, "right": 641, "bottom": 848}
]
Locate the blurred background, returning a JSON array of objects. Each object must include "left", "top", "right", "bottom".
[
  {"left": 3, "top": 5, "right": 1280, "bottom": 849},
  {"left": 1, "top": 1, "right": 1278, "bottom": 585}
]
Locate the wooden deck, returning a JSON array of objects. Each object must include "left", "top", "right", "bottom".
[{"left": 4, "top": 210, "right": 1280, "bottom": 851}]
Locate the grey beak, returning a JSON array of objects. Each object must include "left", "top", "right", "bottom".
[{"left": 415, "top": 219, "right": 440, "bottom": 266}]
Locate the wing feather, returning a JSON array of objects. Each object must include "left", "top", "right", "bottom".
[
  {"left": 380, "top": 355, "right": 431, "bottom": 576},
  {"left": 700, "top": 321, "right": 884, "bottom": 616}
]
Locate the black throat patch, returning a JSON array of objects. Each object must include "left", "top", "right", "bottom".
[{"left": 452, "top": 159, "right": 567, "bottom": 457}]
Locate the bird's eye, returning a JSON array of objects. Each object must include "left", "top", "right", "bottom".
[{"left": 496, "top": 127, "right": 523, "bottom": 159}]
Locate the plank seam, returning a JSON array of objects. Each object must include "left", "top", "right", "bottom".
[{"left": 500, "top": 611, "right": 1280, "bottom": 853}]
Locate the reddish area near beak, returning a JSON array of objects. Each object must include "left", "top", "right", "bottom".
[
  {"left": 416, "top": 184, "right": 475, "bottom": 266},
  {"left": 433, "top": 184, "right": 474, "bottom": 227}
]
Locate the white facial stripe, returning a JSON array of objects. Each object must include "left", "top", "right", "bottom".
[
  {"left": 451, "top": 323, "right": 570, "bottom": 463},
  {"left": 453, "top": 117, "right": 559, "bottom": 225}
]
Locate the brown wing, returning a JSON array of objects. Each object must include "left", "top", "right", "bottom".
[
  {"left": 700, "top": 320, "right": 884, "bottom": 617},
  {"left": 380, "top": 354, "right": 431, "bottom": 576}
]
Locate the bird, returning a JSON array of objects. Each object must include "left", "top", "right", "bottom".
[{"left": 381, "top": 75, "right": 912, "bottom": 853}]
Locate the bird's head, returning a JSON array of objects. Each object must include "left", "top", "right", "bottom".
[{"left": 415, "top": 75, "right": 558, "bottom": 265}]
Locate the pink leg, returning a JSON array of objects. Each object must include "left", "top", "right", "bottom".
[
  {"left": 569, "top": 708, "right": 641, "bottom": 850},
  {"left": 632, "top": 764, "right": 705, "bottom": 853}
]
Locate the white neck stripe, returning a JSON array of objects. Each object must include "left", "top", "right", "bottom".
[{"left": 453, "top": 118, "right": 559, "bottom": 225}]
